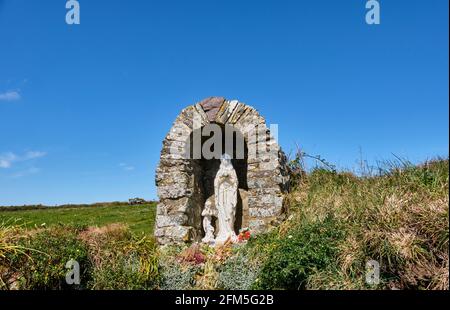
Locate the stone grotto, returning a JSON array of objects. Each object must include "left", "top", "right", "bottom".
[{"left": 155, "top": 97, "right": 290, "bottom": 245}]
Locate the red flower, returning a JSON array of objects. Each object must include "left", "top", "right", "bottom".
[
  {"left": 178, "top": 245, "right": 206, "bottom": 265},
  {"left": 193, "top": 252, "right": 206, "bottom": 265},
  {"left": 238, "top": 230, "right": 251, "bottom": 242}
]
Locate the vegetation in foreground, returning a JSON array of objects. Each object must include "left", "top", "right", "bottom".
[{"left": 0, "top": 158, "right": 448, "bottom": 290}]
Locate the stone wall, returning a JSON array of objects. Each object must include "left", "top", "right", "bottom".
[{"left": 155, "top": 97, "right": 290, "bottom": 244}]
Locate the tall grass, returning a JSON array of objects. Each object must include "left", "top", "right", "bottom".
[
  {"left": 0, "top": 221, "right": 20, "bottom": 259},
  {"left": 283, "top": 155, "right": 449, "bottom": 289},
  {"left": 0, "top": 221, "right": 35, "bottom": 289},
  {"left": 1, "top": 223, "right": 159, "bottom": 290}
]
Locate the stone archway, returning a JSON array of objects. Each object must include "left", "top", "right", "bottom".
[{"left": 155, "top": 97, "right": 289, "bottom": 245}]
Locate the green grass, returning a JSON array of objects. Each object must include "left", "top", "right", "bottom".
[
  {"left": 0, "top": 203, "right": 156, "bottom": 235},
  {"left": 1, "top": 224, "right": 159, "bottom": 290},
  {"left": 278, "top": 157, "right": 449, "bottom": 289}
]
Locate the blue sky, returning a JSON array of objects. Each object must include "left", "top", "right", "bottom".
[{"left": 0, "top": 0, "right": 448, "bottom": 205}]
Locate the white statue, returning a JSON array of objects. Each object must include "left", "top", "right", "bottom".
[
  {"left": 214, "top": 153, "right": 238, "bottom": 243},
  {"left": 201, "top": 196, "right": 217, "bottom": 244}
]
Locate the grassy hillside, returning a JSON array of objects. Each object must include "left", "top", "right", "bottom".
[
  {"left": 0, "top": 203, "right": 156, "bottom": 235},
  {"left": 154, "top": 157, "right": 448, "bottom": 290},
  {"left": 0, "top": 158, "right": 448, "bottom": 290},
  {"left": 264, "top": 157, "right": 449, "bottom": 289}
]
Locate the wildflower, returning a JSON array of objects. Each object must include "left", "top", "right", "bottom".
[{"left": 237, "top": 229, "right": 251, "bottom": 242}]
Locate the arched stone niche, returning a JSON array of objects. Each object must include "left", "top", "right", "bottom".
[{"left": 155, "top": 97, "right": 289, "bottom": 245}]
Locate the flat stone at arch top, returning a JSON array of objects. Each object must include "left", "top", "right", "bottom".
[{"left": 198, "top": 96, "right": 226, "bottom": 122}]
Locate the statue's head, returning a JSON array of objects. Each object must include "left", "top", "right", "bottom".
[{"left": 220, "top": 153, "right": 232, "bottom": 168}]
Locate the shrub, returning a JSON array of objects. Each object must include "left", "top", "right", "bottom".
[
  {"left": 255, "top": 215, "right": 344, "bottom": 289},
  {"left": 2, "top": 223, "right": 160, "bottom": 290},
  {"left": 1, "top": 221, "right": 31, "bottom": 289},
  {"left": 4, "top": 225, "right": 91, "bottom": 290},
  {"left": 177, "top": 244, "right": 206, "bottom": 265},
  {"left": 89, "top": 253, "right": 158, "bottom": 290},
  {"left": 159, "top": 261, "right": 200, "bottom": 290},
  {"left": 80, "top": 224, "right": 159, "bottom": 290},
  {"left": 217, "top": 250, "right": 260, "bottom": 290}
]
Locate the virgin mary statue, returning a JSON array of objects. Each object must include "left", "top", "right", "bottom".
[{"left": 214, "top": 153, "right": 238, "bottom": 243}]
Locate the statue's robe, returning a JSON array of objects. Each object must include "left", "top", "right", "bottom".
[{"left": 214, "top": 163, "right": 238, "bottom": 243}]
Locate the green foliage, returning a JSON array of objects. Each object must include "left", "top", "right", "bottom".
[
  {"left": 1, "top": 224, "right": 160, "bottom": 290},
  {"left": 287, "top": 151, "right": 306, "bottom": 189},
  {"left": 216, "top": 250, "right": 260, "bottom": 290},
  {"left": 381, "top": 158, "right": 449, "bottom": 194},
  {"left": 89, "top": 251, "right": 158, "bottom": 290},
  {"left": 159, "top": 261, "right": 200, "bottom": 290},
  {"left": 5, "top": 225, "right": 91, "bottom": 290},
  {"left": 88, "top": 234, "right": 159, "bottom": 290},
  {"left": 91, "top": 262, "right": 155, "bottom": 290},
  {"left": 286, "top": 157, "right": 449, "bottom": 289},
  {"left": 254, "top": 216, "right": 344, "bottom": 289}
]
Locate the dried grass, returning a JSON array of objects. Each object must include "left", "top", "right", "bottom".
[{"left": 284, "top": 156, "right": 449, "bottom": 289}]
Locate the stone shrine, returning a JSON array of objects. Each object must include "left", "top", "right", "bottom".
[{"left": 155, "top": 97, "right": 289, "bottom": 245}]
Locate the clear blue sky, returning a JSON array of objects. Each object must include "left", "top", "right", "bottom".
[{"left": 0, "top": 0, "right": 448, "bottom": 205}]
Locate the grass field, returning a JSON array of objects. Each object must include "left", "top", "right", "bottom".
[{"left": 0, "top": 203, "right": 156, "bottom": 235}]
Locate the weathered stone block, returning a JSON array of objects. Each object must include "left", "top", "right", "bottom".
[{"left": 156, "top": 213, "right": 188, "bottom": 228}]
